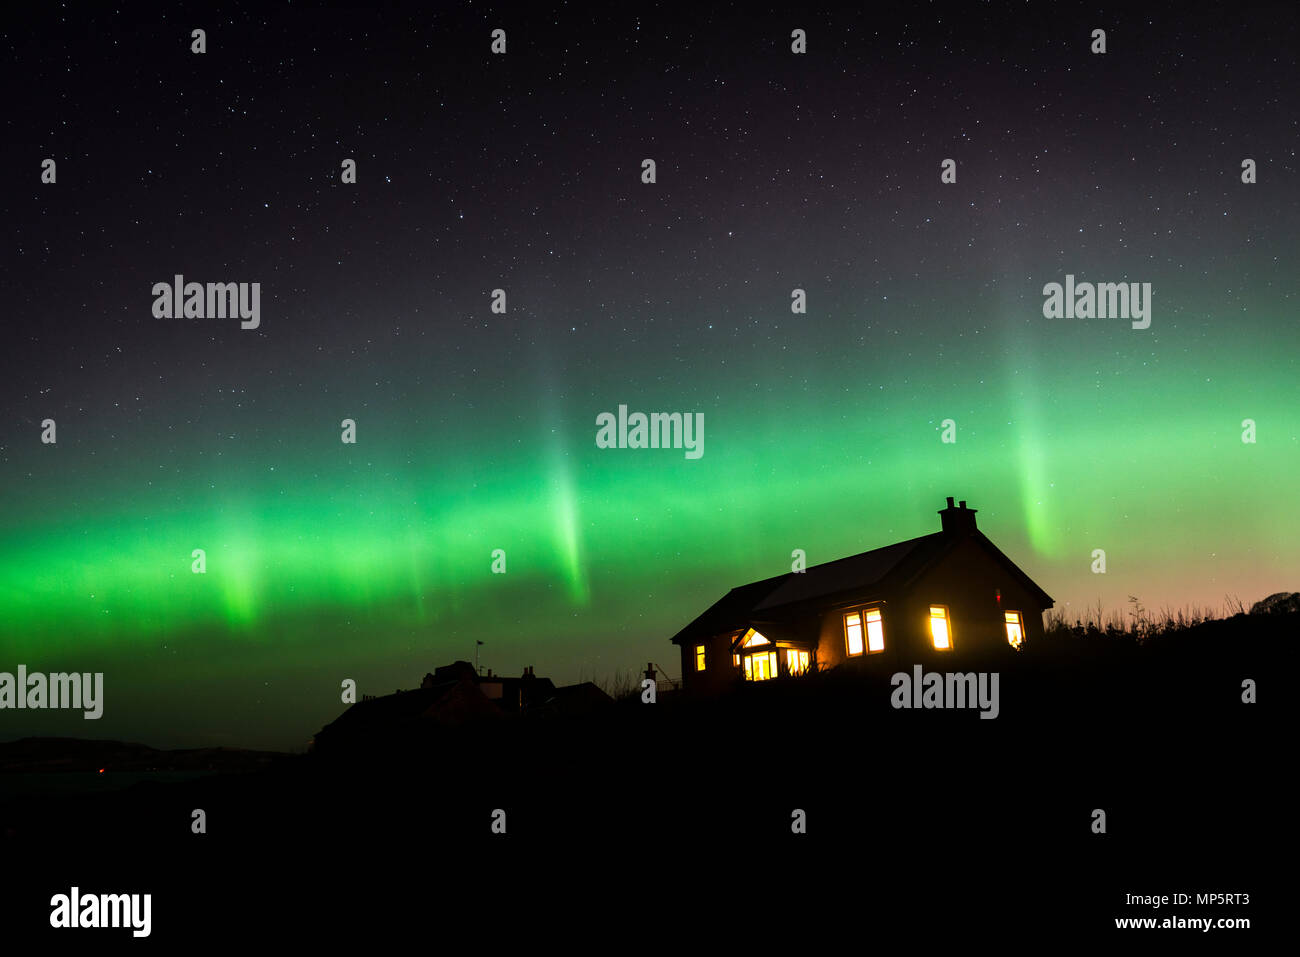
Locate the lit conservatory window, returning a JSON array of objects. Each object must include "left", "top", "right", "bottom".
[
  {"left": 786, "top": 649, "right": 810, "bottom": 675},
  {"left": 845, "top": 612, "right": 864, "bottom": 656},
  {"left": 1005, "top": 611, "right": 1024, "bottom": 650},
  {"left": 695, "top": 644, "right": 706, "bottom": 671},
  {"left": 865, "top": 608, "right": 885, "bottom": 653},
  {"left": 744, "top": 651, "right": 779, "bottom": 681},
  {"left": 930, "top": 605, "right": 952, "bottom": 650},
  {"left": 743, "top": 630, "right": 770, "bottom": 647}
]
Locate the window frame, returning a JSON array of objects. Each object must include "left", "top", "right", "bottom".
[
  {"left": 864, "top": 606, "right": 885, "bottom": 654},
  {"left": 1004, "top": 610, "right": 1024, "bottom": 650},
  {"left": 844, "top": 610, "right": 864, "bottom": 656},
  {"left": 929, "top": 604, "right": 953, "bottom": 651},
  {"left": 742, "top": 649, "right": 779, "bottom": 681},
  {"left": 845, "top": 606, "right": 885, "bottom": 657}
]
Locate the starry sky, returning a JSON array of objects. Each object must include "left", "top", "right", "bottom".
[{"left": 1, "top": 2, "right": 1296, "bottom": 749}]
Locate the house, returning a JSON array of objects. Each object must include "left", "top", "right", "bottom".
[
  {"left": 423, "top": 661, "right": 558, "bottom": 715},
  {"left": 671, "top": 498, "right": 1054, "bottom": 695},
  {"left": 311, "top": 661, "right": 613, "bottom": 753},
  {"left": 311, "top": 669, "right": 504, "bottom": 753},
  {"left": 539, "top": 681, "right": 616, "bottom": 717},
  {"left": 422, "top": 662, "right": 613, "bottom": 715}
]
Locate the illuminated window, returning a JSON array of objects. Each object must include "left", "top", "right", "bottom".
[
  {"left": 847, "top": 609, "right": 884, "bottom": 655},
  {"left": 785, "top": 649, "right": 810, "bottom": 675},
  {"left": 743, "top": 629, "right": 770, "bottom": 648},
  {"left": 929, "top": 605, "right": 952, "bottom": 650},
  {"left": 1005, "top": 611, "right": 1024, "bottom": 650},
  {"left": 865, "top": 608, "right": 885, "bottom": 653},
  {"left": 733, "top": 653, "right": 740, "bottom": 667},
  {"left": 743, "top": 650, "right": 779, "bottom": 681},
  {"left": 845, "top": 612, "right": 864, "bottom": 656},
  {"left": 695, "top": 644, "right": 706, "bottom": 671}
]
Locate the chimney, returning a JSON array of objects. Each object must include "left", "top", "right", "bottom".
[{"left": 939, "top": 497, "right": 978, "bottom": 536}]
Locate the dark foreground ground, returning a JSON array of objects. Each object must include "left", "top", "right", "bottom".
[{"left": 1, "top": 613, "right": 1289, "bottom": 945}]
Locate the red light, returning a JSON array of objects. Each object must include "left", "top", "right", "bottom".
[{"left": 98, "top": 768, "right": 105, "bottom": 774}]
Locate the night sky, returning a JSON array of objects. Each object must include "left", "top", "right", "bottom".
[{"left": 2, "top": 2, "right": 1296, "bottom": 749}]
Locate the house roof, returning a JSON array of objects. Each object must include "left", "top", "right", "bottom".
[
  {"left": 669, "top": 574, "right": 790, "bottom": 647},
  {"left": 542, "top": 682, "right": 616, "bottom": 715},
  {"left": 731, "top": 619, "right": 820, "bottom": 651},
  {"left": 314, "top": 675, "right": 503, "bottom": 743},
  {"left": 752, "top": 533, "right": 946, "bottom": 611},
  {"left": 672, "top": 529, "right": 1053, "bottom": 646}
]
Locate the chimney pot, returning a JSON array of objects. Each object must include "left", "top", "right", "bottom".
[
  {"left": 958, "top": 500, "right": 966, "bottom": 509},
  {"left": 939, "top": 497, "right": 977, "bottom": 535},
  {"left": 946, "top": 496, "right": 955, "bottom": 508}
]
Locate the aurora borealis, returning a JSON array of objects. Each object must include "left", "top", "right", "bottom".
[{"left": 2, "top": 3, "right": 1296, "bottom": 749}]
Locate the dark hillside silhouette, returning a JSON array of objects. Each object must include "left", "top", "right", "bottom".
[{"left": 4, "top": 608, "right": 1286, "bottom": 940}]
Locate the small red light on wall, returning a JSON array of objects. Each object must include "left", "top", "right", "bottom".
[
  {"left": 98, "top": 768, "right": 105, "bottom": 774},
  {"left": 996, "top": 589, "right": 1001, "bottom": 604}
]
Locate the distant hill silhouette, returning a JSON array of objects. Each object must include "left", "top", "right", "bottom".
[
  {"left": 1251, "top": 591, "right": 1300, "bottom": 615},
  {"left": 0, "top": 737, "right": 289, "bottom": 773}
]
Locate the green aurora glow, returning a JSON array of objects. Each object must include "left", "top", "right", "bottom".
[{"left": 2, "top": 4, "right": 1296, "bottom": 750}]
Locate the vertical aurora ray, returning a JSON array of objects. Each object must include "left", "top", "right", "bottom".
[
  {"left": 537, "top": 347, "right": 591, "bottom": 608},
  {"left": 1008, "top": 348, "right": 1061, "bottom": 558},
  {"left": 404, "top": 526, "right": 429, "bottom": 625},
  {"left": 548, "top": 451, "right": 591, "bottom": 606}
]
